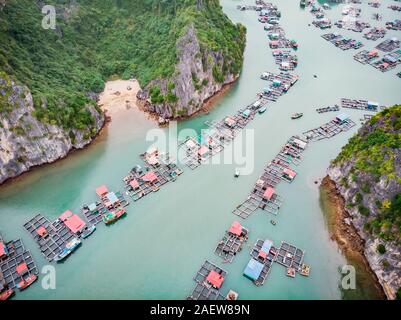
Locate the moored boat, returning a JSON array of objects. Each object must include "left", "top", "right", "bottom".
[
  {"left": 0, "top": 288, "right": 14, "bottom": 300},
  {"left": 102, "top": 208, "right": 126, "bottom": 225},
  {"left": 54, "top": 238, "right": 81, "bottom": 262},
  {"left": 82, "top": 225, "right": 96, "bottom": 239},
  {"left": 16, "top": 274, "right": 37, "bottom": 290},
  {"left": 291, "top": 112, "right": 303, "bottom": 119},
  {"left": 258, "top": 106, "right": 267, "bottom": 114},
  {"left": 234, "top": 170, "right": 240, "bottom": 178}
]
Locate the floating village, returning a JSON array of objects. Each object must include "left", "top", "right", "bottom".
[{"left": 1, "top": 0, "right": 399, "bottom": 300}]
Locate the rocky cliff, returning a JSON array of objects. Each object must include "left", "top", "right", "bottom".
[
  {"left": 0, "top": 74, "right": 104, "bottom": 184},
  {"left": 140, "top": 24, "right": 241, "bottom": 120},
  {"left": 326, "top": 105, "right": 401, "bottom": 299}
]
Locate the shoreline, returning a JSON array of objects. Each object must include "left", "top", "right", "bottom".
[
  {"left": 0, "top": 78, "right": 237, "bottom": 187},
  {"left": 320, "top": 176, "right": 386, "bottom": 300}
]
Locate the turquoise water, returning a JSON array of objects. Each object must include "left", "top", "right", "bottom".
[{"left": 0, "top": 0, "right": 400, "bottom": 299}]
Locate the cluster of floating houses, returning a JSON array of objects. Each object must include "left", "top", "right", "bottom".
[
  {"left": 322, "top": 33, "right": 364, "bottom": 50},
  {"left": 0, "top": 233, "right": 38, "bottom": 300},
  {"left": 303, "top": 1, "right": 401, "bottom": 78}
]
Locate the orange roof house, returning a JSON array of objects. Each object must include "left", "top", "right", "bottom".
[
  {"left": 228, "top": 221, "right": 243, "bottom": 237},
  {"left": 206, "top": 270, "right": 225, "bottom": 289},
  {"left": 96, "top": 185, "right": 109, "bottom": 197},
  {"left": 263, "top": 187, "right": 275, "bottom": 200}
]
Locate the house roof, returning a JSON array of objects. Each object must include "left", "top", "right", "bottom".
[
  {"left": 243, "top": 259, "right": 264, "bottom": 281},
  {"left": 228, "top": 221, "right": 243, "bottom": 236},
  {"left": 96, "top": 185, "right": 109, "bottom": 197},
  {"left": 16, "top": 262, "right": 28, "bottom": 275},
  {"left": 283, "top": 168, "right": 297, "bottom": 179},
  {"left": 198, "top": 145, "right": 209, "bottom": 156},
  {"left": 263, "top": 187, "right": 275, "bottom": 200},
  {"left": 59, "top": 210, "right": 73, "bottom": 222},
  {"left": 129, "top": 179, "right": 139, "bottom": 189},
  {"left": 0, "top": 242, "right": 7, "bottom": 258},
  {"left": 36, "top": 226, "right": 47, "bottom": 237},
  {"left": 142, "top": 171, "right": 158, "bottom": 182},
  {"left": 63, "top": 214, "right": 86, "bottom": 234},
  {"left": 206, "top": 270, "right": 224, "bottom": 289},
  {"left": 106, "top": 192, "right": 119, "bottom": 204}
]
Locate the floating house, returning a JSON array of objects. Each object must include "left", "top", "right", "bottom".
[
  {"left": 335, "top": 113, "right": 350, "bottom": 124},
  {"left": 242, "top": 109, "right": 252, "bottom": 118},
  {"left": 292, "top": 137, "right": 307, "bottom": 150},
  {"left": 367, "top": 101, "right": 379, "bottom": 111},
  {"left": 96, "top": 185, "right": 109, "bottom": 198},
  {"left": 282, "top": 168, "right": 297, "bottom": 182},
  {"left": 263, "top": 187, "right": 275, "bottom": 201},
  {"left": 142, "top": 171, "right": 158, "bottom": 184},
  {"left": 198, "top": 145, "right": 210, "bottom": 159},
  {"left": 59, "top": 210, "right": 86, "bottom": 235},
  {"left": 205, "top": 270, "right": 225, "bottom": 289},
  {"left": 243, "top": 259, "right": 264, "bottom": 281},
  {"left": 0, "top": 241, "right": 8, "bottom": 260},
  {"left": 104, "top": 192, "right": 121, "bottom": 209},
  {"left": 224, "top": 116, "right": 236, "bottom": 128}
]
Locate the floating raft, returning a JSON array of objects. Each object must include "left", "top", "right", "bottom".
[
  {"left": 187, "top": 260, "right": 228, "bottom": 300},
  {"left": 321, "top": 33, "right": 363, "bottom": 50},
  {"left": 316, "top": 105, "right": 340, "bottom": 113},
  {"left": 214, "top": 222, "right": 249, "bottom": 263},
  {"left": 0, "top": 233, "right": 38, "bottom": 290},
  {"left": 233, "top": 135, "right": 308, "bottom": 219},
  {"left": 275, "top": 241, "right": 305, "bottom": 273},
  {"left": 363, "top": 27, "right": 386, "bottom": 41},
  {"left": 303, "top": 115, "right": 356, "bottom": 141},
  {"left": 24, "top": 214, "right": 76, "bottom": 262},
  {"left": 341, "top": 98, "right": 381, "bottom": 111},
  {"left": 354, "top": 50, "right": 380, "bottom": 65},
  {"left": 376, "top": 38, "right": 400, "bottom": 52},
  {"left": 244, "top": 239, "right": 278, "bottom": 285}
]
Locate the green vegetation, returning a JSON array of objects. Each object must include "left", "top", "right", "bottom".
[
  {"left": 397, "top": 287, "right": 401, "bottom": 300},
  {"left": 334, "top": 105, "right": 401, "bottom": 243},
  {"left": 376, "top": 244, "right": 386, "bottom": 254},
  {"left": 0, "top": 0, "right": 245, "bottom": 129}
]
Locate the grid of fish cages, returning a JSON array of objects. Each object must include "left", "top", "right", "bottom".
[
  {"left": 354, "top": 50, "right": 380, "bottom": 65},
  {"left": 316, "top": 105, "right": 340, "bottom": 113},
  {"left": 363, "top": 27, "right": 386, "bottom": 41},
  {"left": 275, "top": 241, "right": 305, "bottom": 274},
  {"left": 214, "top": 222, "right": 249, "bottom": 263},
  {"left": 24, "top": 214, "right": 76, "bottom": 262},
  {"left": 341, "top": 98, "right": 382, "bottom": 111},
  {"left": 187, "top": 260, "right": 229, "bottom": 300},
  {"left": 0, "top": 234, "right": 38, "bottom": 291},
  {"left": 303, "top": 117, "right": 356, "bottom": 142},
  {"left": 376, "top": 38, "right": 400, "bottom": 52}
]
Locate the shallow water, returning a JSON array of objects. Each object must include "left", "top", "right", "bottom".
[{"left": 0, "top": 0, "right": 400, "bottom": 299}]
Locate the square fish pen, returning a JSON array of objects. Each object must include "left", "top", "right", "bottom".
[
  {"left": 178, "top": 137, "right": 204, "bottom": 170},
  {"left": 82, "top": 202, "right": 105, "bottom": 225},
  {"left": 0, "top": 234, "right": 38, "bottom": 290},
  {"left": 303, "top": 118, "right": 356, "bottom": 142},
  {"left": 275, "top": 241, "right": 305, "bottom": 272},
  {"left": 188, "top": 260, "right": 228, "bottom": 300},
  {"left": 214, "top": 223, "right": 249, "bottom": 263},
  {"left": 187, "top": 283, "right": 225, "bottom": 300},
  {"left": 24, "top": 214, "right": 75, "bottom": 262}
]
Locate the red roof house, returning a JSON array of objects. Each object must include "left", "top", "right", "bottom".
[
  {"left": 206, "top": 270, "right": 225, "bottom": 289},
  {"left": 36, "top": 226, "right": 48, "bottom": 238},
  {"left": 258, "top": 250, "right": 268, "bottom": 260},
  {"left": 63, "top": 214, "right": 86, "bottom": 234},
  {"left": 263, "top": 187, "right": 275, "bottom": 200},
  {"left": 198, "top": 145, "right": 209, "bottom": 157},
  {"left": 129, "top": 179, "right": 140, "bottom": 190},
  {"left": 59, "top": 210, "right": 73, "bottom": 222},
  {"left": 96, "top": 185, "right": 109, "bottom": 197},
  {"left": 228, "top": 221, "right": 243, "bottom": 237},
  {"left": 16, "top": 262, "right": 28, "bottom": 275},
  {"left": 283, "top": 168, "right": 297, "bottom": 180},
  {"left": 0, "top": 242, "right": 7, "bottom": 259},
  {"left": 142, "top": 171, "right": 158, "bottom": 183}
]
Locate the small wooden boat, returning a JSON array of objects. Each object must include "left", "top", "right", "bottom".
[
  {"left": 270, "top": 220, "right": 277, "bottom": 225},
  {"left": 0, "top": 288, "right": 14, "bottom": 300},
  {"left": 234, "top": 170, "right": 240, "bottom": 178},
  {"left": 258, "top": 106, "right": 267, "bottom": 114},
  {"left": 16, "top": 275, "right": 38, "bottom": 290},
  {"left": 226, "top": 290, "right": 239, "bottom": 300},
  {"left": 291, "top": 112, "right": 303, "bottom": 119},
  {"left": 54, "top": 238, "right": 81, "bottom": 262},
  {"left": 82, "top": 225, "right": 96, "bottom": 239}
]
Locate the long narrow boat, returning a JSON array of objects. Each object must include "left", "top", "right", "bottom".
[
  {"left": 258, "top": 106, "right": 267, "bottom": 114},
  {"left": 291, "top": 112, "right": 303, "bottom": 119},
  {"left": 0, "top": 288, "right": 14, "bottom": 300},
  {"left": 16, "top": 275, "right": 38, "bottom": 291},
  {"left": 54, "top": 238, "right": 82, "bottom": 262},
  {"left": 82, "top": 225, "right": 96, "bottom": 239}
]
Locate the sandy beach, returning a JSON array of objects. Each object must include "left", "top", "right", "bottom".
[{"left": 98, "top": 79, "right": 143, "bottom": 116}]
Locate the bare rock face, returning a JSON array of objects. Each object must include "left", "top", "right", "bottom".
[
  {"left": 328, "top": 157, "right": 401, "bottom": 300},
  {"left": 0, "top": 76, "right": 104, "bottom": 184},
  {"left": 141, "top": 25, "right": 238, "bottom": 119}
]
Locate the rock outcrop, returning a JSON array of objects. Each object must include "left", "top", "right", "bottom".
[
  {"left": 139, "top": 25, "right": 242, "bottom": 119},
  {"left": 0, "top": 75, "right": 104, "bottom": 184},
  {"left": 327, "top": 106, "right": 401, "bottom": 299}
]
